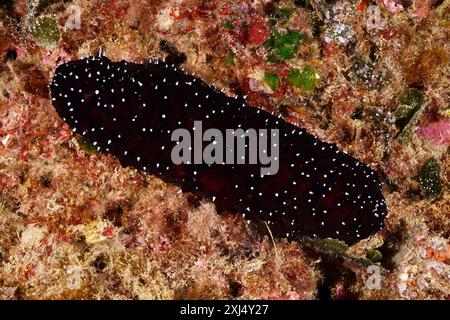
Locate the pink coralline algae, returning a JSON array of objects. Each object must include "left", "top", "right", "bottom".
[
  {"left": 382, "top": 0, "right": 404, "bottom": 14},
  {"left": 417, "top": 119, "right": 450, "bottom": 146},
  {"left": 411, "top": 0, "right": 432, "bottom": 18}
]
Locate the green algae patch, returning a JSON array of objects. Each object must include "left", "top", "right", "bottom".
[
  {"left": 224, "top": 21, "right": 234, "bottom": 30},
  {"left": 224, "top": 51, "right": 235, "bottom": 66},
  {"left": 366, "top": 249, "right": 383, "bottom": 263},
  {"left": 274, "top": 7, "right": 295, "bottom": 24},
  {"left": 299, "top": 236, "right": 375, "bottom": 267},
  {"left": 394, "top": 88, "right": 425, "bottom": 144},
  {"left": 263, "top": 72, "right": 280, "bottom": 91},
  {"left": 414, "top": 158, "right": 442, "bottom": 200},
  {"left": 399, "top": 88, "right": 425, "bottom": 108},
  {"left": 30, "top": 16, "right": 60, "bottom": 45},
  {"left": 79, "top": 140, "right": 99, "bottom": 155},
  {"left": 286, "top": 66, "right": 317, "bottom": 91},
  {"left": 265, "top": 30, "right": 307, "bottom": 61}
]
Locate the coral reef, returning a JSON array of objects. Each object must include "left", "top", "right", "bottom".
[{"left": 0, "top": 0, "right": 448, "bottom": 299}]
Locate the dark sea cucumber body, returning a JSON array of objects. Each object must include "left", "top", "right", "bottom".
[{"left": 50, "top": 55, "right": 387, "bottom": 245}]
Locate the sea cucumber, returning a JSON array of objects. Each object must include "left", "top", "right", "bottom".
[{"left": 50, "top": 55, "right": 387, "bottom": 245}]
